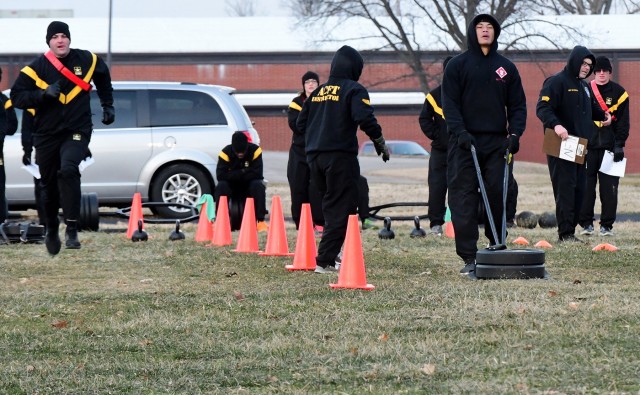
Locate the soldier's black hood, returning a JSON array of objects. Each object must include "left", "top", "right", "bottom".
[
  {"left": 565, "top": 45, "right": 595, "bottom": 79},
  {"left": 467, "top": 14, "right": 501, "bottom": 55},
  {"left": 329, "top": 45, "right": 364, "bottom": 81}
]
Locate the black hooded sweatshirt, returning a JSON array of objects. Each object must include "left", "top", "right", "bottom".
[
  {"left": 442, "top": 14, "right": 527, "bottom": 138},
  {"left": 297, "top": 45, "right": 382, "bottom": 158},
  {"left": 536, "top": 45, "right": 607, "bottom": 139}
]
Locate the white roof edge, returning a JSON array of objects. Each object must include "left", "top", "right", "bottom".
[{"left": 235, "top": 91, "right": 426, "bottom": 107}]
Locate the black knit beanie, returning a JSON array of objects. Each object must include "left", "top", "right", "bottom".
[
  {"left": 594, "top": 56, "right": 612, "bottom": 73},
  {"left": 301, "top": 71, "right": 319, "bottom": 89},
  {"left": 46, "top": 21, "right": 71, "bottom": 44},
  {"left": 231, "top": 131, "right": 248, "bottom": 154}
]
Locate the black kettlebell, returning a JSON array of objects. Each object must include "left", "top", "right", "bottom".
[
  {"left": 169, "top": 220, "right": 185, "bottom": 241},
  {"left": 410, "top": 216, "right": 427, "bottom": 238},
  {"left": 132, "top": 219, "right": 148, "bottom": 242},
  {"left": 378, "top": 217, "right": 395, "bottom": 240}
]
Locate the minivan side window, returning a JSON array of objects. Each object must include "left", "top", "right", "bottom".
[
  {"left": 149, "top": 90, "right": 227, "bottom": 127},
  {"left": 90, "top": 90, "right": 137, "bottom": 129}
]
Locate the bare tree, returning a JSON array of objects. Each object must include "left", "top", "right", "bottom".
[
  {"left": 288, "top": 0, "right": 588, "bottom": 92},
  {"left": 226, "top": 0, "right": 257, "bottom": 17},
  {"left": 529, "top": 0, "right": 640, "bottom": 14}
]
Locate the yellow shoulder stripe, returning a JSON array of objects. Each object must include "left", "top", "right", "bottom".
[
  {"left": 27, "top": 108, "right": 36, "bottom": 116},
  {"left": 4, "top": 100, "right": 12, "bottom": 110},
  {"left": 20, "top": 53, "right": 98, "bottom": 105},
  {"left": 426, "top": 93, "right": 444, "bottom": 119},
  {"left": 540, "top": 96, "right": 550, "bottom": 102},
  {"left": 289, "top": 102, "right": 302, "bottom": 111},
  {"left": 219, "top": 151, "right": 230, "bottom": 162},
  {"left": 608, "top": 91, "right": 629, "bottom": 113},
  {"left": 362, "top": 98, "right": 370, "bottom": 105},
  {"left": 253, "top": 147, "right": 262, "bottom": 160}
]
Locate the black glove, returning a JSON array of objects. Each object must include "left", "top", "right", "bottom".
[
  {"left": 505, "top": 134, "right": 520, "bottom": 154},
  {"left": 372, "top": 136, "right": 390, "bottom": 162},
  {"left": 102, "top": 105, "right": 115, "bottom": 125},
  {"left": 457, "top": 132, "right": 476, "bottom": 150},
  {"left": 22, "top": 151, "right": 31, "bottom": 166},
  {"left": 86, "top": 148, "right": 93, "bottom": 159},
  {"left": 43, "top": 81, "right": 61, "bottom": 101},
  {"left": 613, "top": 146, "right": 624, "bottom": 162}
]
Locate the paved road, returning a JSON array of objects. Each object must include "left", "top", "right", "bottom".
[{"left": 262, "top": 151, "right": 429, "bottom": 184}]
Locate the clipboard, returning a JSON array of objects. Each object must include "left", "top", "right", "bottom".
[{"left": 543, "top": 128, "right": 588, "bottom": 164}]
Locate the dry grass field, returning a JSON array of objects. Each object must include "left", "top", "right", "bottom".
[{"left": 1, "top": 160, "right": 639, "bottom": 394}]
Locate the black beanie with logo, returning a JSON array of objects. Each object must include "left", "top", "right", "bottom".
[
  {"left": 301, "top": 71, "right": 319, "bottom": 89},
  {"left": 594, "top": 56, "right": 612, "bottom": 73},
  {"left": 46, "top": 21, "right": 71, "bottom": 45}
]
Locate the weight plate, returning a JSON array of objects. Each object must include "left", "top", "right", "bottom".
[
  {"left": 229, "top": 198, "right": 245, "bottom": 231},
  {"left": 476, "top": 248, "right": 545, "bottom": 265},
  {"left": 86, "top": 193, "right": 100, "bottom": 231},
  {"left": 474, "top": 263, "right": 547, "bottom": 279}
]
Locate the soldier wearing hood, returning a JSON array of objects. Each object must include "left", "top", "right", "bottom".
[
  {"left": 442, "top": 14, "right": 527, "bottom": 276},
  {"left": 297, "top": 45, "right": 389, "bottom": 274},
  {"left": 536, "top": 46, "right": 611, "bottom": 243}
]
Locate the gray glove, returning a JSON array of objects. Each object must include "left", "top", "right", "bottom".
[{"left": 372, "top": 136, "right": 390, "bottom": 162}]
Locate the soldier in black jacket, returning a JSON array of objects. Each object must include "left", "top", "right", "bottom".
[
  {"left": 578, "top": 56, "right": 629, "bottom": 237},
  {"left": 419, "top": 56, "right": 452, "bottom": 236},
  {"left": 10, "top": 21, "right": 114, "bottom": 255},
  {"left": 297, "top": 45, "right": 389, "bottom": 273},
  {"left": 442, "top": 14, "right": 527, "bottom": 275},
  {"left": 286, "top": 71, "right": 324, "bottom": 231},
  {"left": 0, "top": 67, "right": 18, "bottom": 224},
  {"left": 215, "top": 131, "right": 268, "bottom": 232},
  {"left": 536, "top": 46, "right": 611, "bottom": 243}
]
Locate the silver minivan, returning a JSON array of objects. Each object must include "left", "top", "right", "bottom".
[{"left": 4, "top": 81, "right": 260, "bottom": 218}]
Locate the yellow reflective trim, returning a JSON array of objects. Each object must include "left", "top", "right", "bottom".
[
  {"left": 253, "top": 146, "right": 262, "bottom": 160},
  {"left": 362, "top": 98, "right": 370, "bottom": 105},
  {"left": 608, "top": 91, "right": 629, "bottom": 113},
  {"left": 541, "top": 96, "right": 550, "bottom": 102},
  {"left": 21, "top": 66, "right": 49, "bottom": 90},
  {"left": 426, "top": 93, "right": 444, "bottom": 119},
  {"left": 219, "top": 151, "right": 230, "bottom": 162},
  {"left": 27, "top": 108, "right": 36, "bottom": 116},
  {"left": 288, "top": 102, "right": 302, "bottom": 111},
  {"left": 4, "top": 100, "right": 11, "bottom": 110},
  {"left": 594, "top": 121, "right": 603, "bottom": 127}
]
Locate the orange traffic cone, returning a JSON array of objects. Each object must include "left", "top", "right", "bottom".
[
  {"left": 330, "top": 215, "right": 375, "bottom": 290},
  {"left": 195, "top": 202, "right": 214, "bottom": 242},
  {"left": 534, "top": 240, "right": 553, "bottom": 249},
  {"left": 592, "top": 243, "right": 618, "bottom": 252},
  {"left": 126, "top": 192, "right": 144, "bottom": 239},
  {"left": 212, "top": 195, "right": 232, "bottom": 246},
  {"left": 512, "top": 236, "right": 530, "bottom": 245},
  {"left": 444, "top": 207, "right": 455, "bottom": 238},
  {"left": 286, "top": 203, "right": 317, "bottom": 271},
  {"left": 233, "top": 197, "right": 261, "bottom": 253},
  {"left": 260, "top": 195, "right": 294, "bottom": 256}
]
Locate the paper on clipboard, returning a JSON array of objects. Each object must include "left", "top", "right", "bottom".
[{"left": 599, "top": 150, "right": 626, "bottom": 177}]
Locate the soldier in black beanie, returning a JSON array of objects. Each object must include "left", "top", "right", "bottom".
[
  {"left": 578, "top": 56, "right": 630, "bottom": 237},
  {"left": 10, "top": 20, "right": 114, "bottom": 255},
  {"left": 286, "top": 70, "right": 324, "bottom": 231}
]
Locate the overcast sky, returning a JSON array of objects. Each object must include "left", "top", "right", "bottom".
[{"left": 0, "top": 0, "right": 289, "bottom": 18}]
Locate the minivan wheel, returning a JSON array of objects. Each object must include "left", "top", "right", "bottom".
[{"left": 150, "top": 164, "right": 212, "bottom": 219}]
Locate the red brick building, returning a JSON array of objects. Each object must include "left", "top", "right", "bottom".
[{"left": 2, "top": 50, "right": 638, "bottom": 171}]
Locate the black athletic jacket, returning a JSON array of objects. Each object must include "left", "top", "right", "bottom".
[
  {"left": 10, "top": 48, "right": 113, "bottom": 137},
  {"left": 216, "top": 143, "right": 264, "bottom": 182},
  {"left": 297, "top": 45, "right": 382, "bottom": 158},
  {"left": 287, "top": 94, "right": 306, "bottom": 148},
  {"left": 418, "top": 86, "right": 448, "bottom": 151},
  {"left": 536, "top": 45, "right": 607, "bottom": 139},
  {"left": 589, "top": 80, "right": 629, "bottom": 149},
  {"left": 442, "top": 14, "right": 527, "bottom": 138}
]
